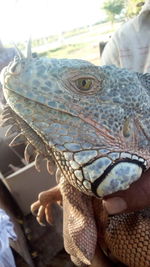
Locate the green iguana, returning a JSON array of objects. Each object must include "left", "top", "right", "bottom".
[{"left": 0, "top": 47, "right": 150, "bottom": 266}]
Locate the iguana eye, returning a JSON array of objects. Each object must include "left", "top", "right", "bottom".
[
  {"left": 75, "top": 78, "right": 93, "bottom": 91},
  {"left": 67, "top": 74, "right": 101, "bottom": 95}
]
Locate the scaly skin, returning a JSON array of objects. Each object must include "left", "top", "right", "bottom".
[{"left": 0, "top": 54, "right": 150, "bottom": 266}]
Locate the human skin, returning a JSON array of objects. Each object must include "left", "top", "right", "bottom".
[
  {"left": 91, "top": 168, "right": 150, "bottom": 266},
  {"left": 103, "top": 168, "right": 150, "bottom": 215}
]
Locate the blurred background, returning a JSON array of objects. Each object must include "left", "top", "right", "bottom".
[{"left": 0, "top": 0, "right": 144, "bottom": 65}]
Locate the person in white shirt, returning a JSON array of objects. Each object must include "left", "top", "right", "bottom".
[{"left": 101, "top": 0, "right": 150, "bottom": 73}]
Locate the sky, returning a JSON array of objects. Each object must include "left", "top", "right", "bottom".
[{"left": 0, "top": 0, "right": 106, "bottom": 43}]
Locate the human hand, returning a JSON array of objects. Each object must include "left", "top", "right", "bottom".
[
  {"left": 91, "top": 170, "right": 150, "bottom": 267},
  {"left": 103, "top": 168, "right": 150, "bottom": 215}
]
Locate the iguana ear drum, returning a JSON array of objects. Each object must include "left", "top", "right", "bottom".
[{"left": 91, "top": 159, "right": 144, "bottom": 197}]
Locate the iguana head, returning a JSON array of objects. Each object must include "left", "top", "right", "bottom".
[{"left": 1, "top": 52, "right": 150, "bottom": 197}]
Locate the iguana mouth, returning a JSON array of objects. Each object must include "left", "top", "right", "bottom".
[
  {"left": 62, "top": 150, "right": 146, "bottom": 197},
  {"left": 1, "top": 105, "right": 147, "bottom": 198}
]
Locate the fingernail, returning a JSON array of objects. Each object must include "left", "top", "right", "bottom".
[{"left": 103, "top": 197, "right": 127, "bottom": 215}]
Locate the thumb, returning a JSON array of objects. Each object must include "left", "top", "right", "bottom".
[{"left": 103, "top": 168, "right": 150, "bottom": 215}]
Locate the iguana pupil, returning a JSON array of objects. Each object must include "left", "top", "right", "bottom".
[{"left": 76, "top": 78, "right": 92, "bottom": 90}]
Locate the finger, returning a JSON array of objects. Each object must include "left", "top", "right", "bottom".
[
  {"left": 104, "top": 168, "right": 150, "bottom": 214},
  {"left": 31, "top": 200, "right": 41, "bottom": 216},
  {"left": 45, "top": 203, "right": 53, "bottom": 224},
  {"left": 36, "top": 205, "right": 46, "bottom": 226}
]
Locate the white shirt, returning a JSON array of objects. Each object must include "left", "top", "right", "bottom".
[{"left": 101, "top": 0, "right": 150, "bottom": 73}]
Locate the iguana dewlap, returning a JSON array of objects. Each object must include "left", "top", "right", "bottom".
[{"left": 0, "top": 50, "right": 150, "bottom": 266}]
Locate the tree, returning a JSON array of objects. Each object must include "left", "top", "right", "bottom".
[
  {"left": 103, "top": 0, "right": 125, "bottom": 24},
  {"left": 126, "top": 0, "right": 144, "bottom": 18}
]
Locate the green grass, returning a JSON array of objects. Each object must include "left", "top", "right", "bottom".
[
  {"left": 40, "top": 43, "right": 86, "bottom": 58},
  {"left": 63, "top": 26, "right": 89, "bottom": 39}
]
